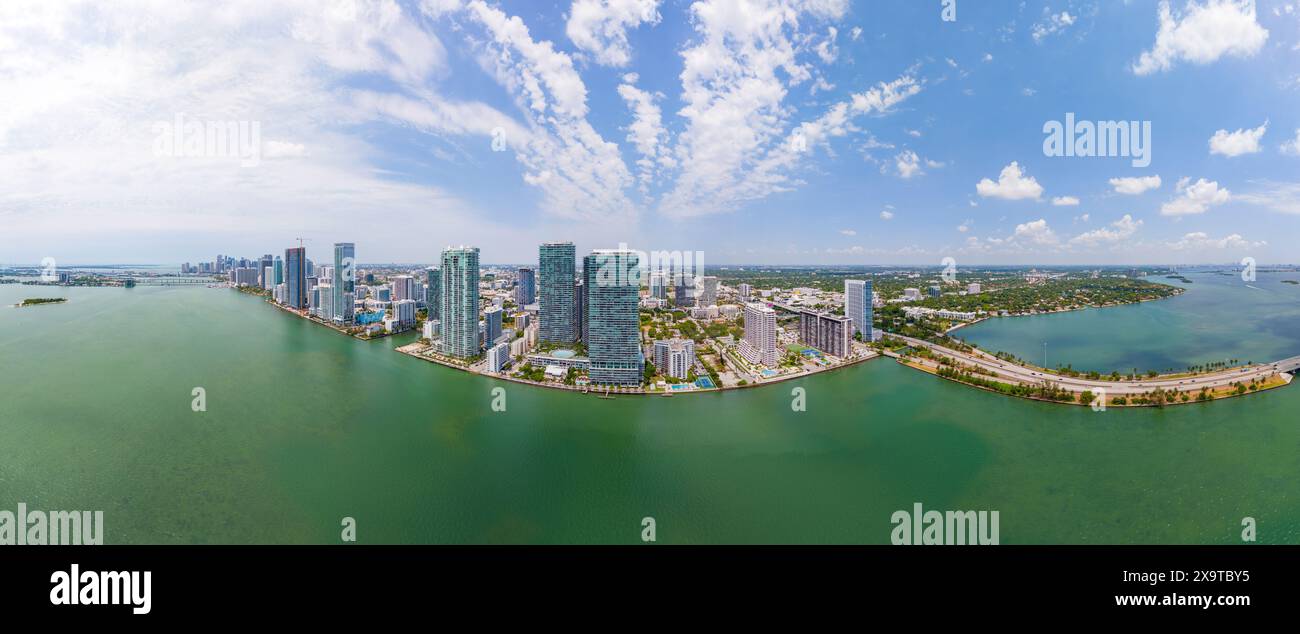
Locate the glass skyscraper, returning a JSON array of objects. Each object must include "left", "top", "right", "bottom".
[
  {"left": 285, "top": 247, "right": 306, "bottom": 309},
  {"left": 332, "top": 242, "right": 355, "bottom": 325},
  {"left": 586, "top": 249, "right": 642, "bottom": 386},
  {"left": 425, "top": 267, "right": 441, "bottom": 320},
  {"left": 579, "top": 253, "right": 596, "bottom": 343},
  {"left": 538, "top": 242, "right": 576, "bottom": 344},
  {"left": 845, "top": 278, "right": 873, "bottom": 339},
  {"left": 440, "top": 246, "right": 480, "bottom": 358},
  {"left": 515, "top": 267, "right": 535, "bottom": 306}
]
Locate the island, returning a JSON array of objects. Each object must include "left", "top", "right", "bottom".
[{"left": 17, "top": 297, "right": 68, "bottom": 307}]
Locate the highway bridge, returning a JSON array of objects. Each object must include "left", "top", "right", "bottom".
[
  {"left": 111, "top": 275, "right": 216, "bottom": 286},
  {"left": 1272, "top": 356, "right": 1300, "bottom": 374},
  {"left": 888, "top": 333, "right": 1297, "bottom": 395}
]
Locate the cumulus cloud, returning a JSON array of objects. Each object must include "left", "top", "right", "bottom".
[
  {"left": 1132, "top": 0, "right": 1268, "bottom": 75},
  {"left": 1014, "top": 219, "right": 1058, "bottom": 244},
  {"left": 565, "top": 0, "right": 661, "bottom": 67},
  {"left": 895, "top": 150, "right": 925, "bottom": 178},
  {"left": 1209, "top": 121, "right": 1267, "bottom": 157},
  {"left": 1160, "top": 177, "right": 1231, "bottom": 216},
  {"left": 1051, "top": 196, "right": 1080, "bottom": 206},
  {"left": 1069, "top": 214, "right": 1143, "bottom": 246},
  {"left": 839, "top": 228, "right": 857, "bottom": 236},
  {"left": 1109, "top": 175, "right": 1163, "bottom": 195},
  {"left": 880, "top": 209, "right": 895, "bottom": 220},
  {"left": 975, "top": 162, "right": 1044, "bottom": 200}
]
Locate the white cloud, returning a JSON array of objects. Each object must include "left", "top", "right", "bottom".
[
  {"left": 1132, "top": 0, "right": 1268, "bottom": 75},
  {"left": 895, "top": 150, "right": 924, "bottom": 178},
  {"left": 1280, "top": 129, "right": 1300, "bottom": 155},
  {"left": 459, "top": 0, "right": 637, "bottom": 222},
  {"left": 1069, "top": 214, "right": 1143, "bottom": 246},
  {"left": 982, "top": 53, "right": 993, "bottom": 62},
  {"left": 975, "top": 161, "right": 1044, "bottom": 200},
  {"left": 1167, "top": 232, "right": 1263, "bottom": 250},
  {"left": 1032, "top": 11, "right": 1076, "bottom": 43},
  {"left": 850, "top": 26, "right": 862, "bottom": 41},
  {"left": 1109, "top": 175, "right": 1163, "bottom": 195},
  {"left": 659, "top": 0, "right": 920, "bottom": 219},
  {"left": 1209, "top": 121, "right": 1267, "bottom": 157},
  {"left": 815, "top": 26, "right": 839, "bottom": 63},
  {"left": 1051, "top": 196, "right": 1080, "bottom": 206},
  {"left": 1237, "top": 181, "right": 1300, "bottom": 214},
  {"left": 839, "top": 228, "right": 857, "bottom": 236},
  {"left": 0, "top": 0, "right": 546, "bottom": 261},
  {"left": 617, "top": 77, "right": 672, "bottom": 193},
  {"left": 1160, "top": 177, "right": 1231, "bottom": 216},
  {"left": 565, "top": 0, "right": 661, "bottom": 67},
  {"left": 880, "top": 210, "right": 895, "bottom": 220},
  {"left": 1011, "top": 218, "right": 1059, "bottom": 245}
]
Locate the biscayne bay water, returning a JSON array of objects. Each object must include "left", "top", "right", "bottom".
[{"left": 2, "top": 271, "right": 1297, "bottom": 544}]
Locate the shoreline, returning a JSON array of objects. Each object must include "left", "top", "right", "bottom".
[
  {"left": 241, "top": 285, "right": 878, "bottom": 395},
  {"left": 240, "top": 284, "right": 1292, "bottom": 406},
  {"left": 394, "top": 339, "right": 879, "bottom": 396},
  {"left": 943, "top": 288, "right": 1186, "bottom": 335},
  {"left": 896, "top": 355, "right": 1291, "bottom": 408}
]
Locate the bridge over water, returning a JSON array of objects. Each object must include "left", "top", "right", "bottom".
[
  {"left": 1272, "top": 356, "right": 1300, "bottom": 374},
  {"left": 111, "top": 276, "right": 215, "bottom": 286}
]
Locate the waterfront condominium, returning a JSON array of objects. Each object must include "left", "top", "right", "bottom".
[
  {"left": 440, "top": 246, "right": 480, "bottom": 358},
  {"left": 844, "top": 278, "right": 872, "bottom": 340},
  {"left": 586, "top": 249, "right": 643, "bottom": 386},
  {"left": 285, "top": 247, "right": 307, "bottom": 309},
  {"left": 332, "top": 242, "right": 356, "bottom": 325},
  {"left": 425, "top": 267, "right": 441, "bottom": 320},
  {"left": 538, "top": 242, "right": 577, "bottom": 343},
  {"left": 653, "top": 337, "right": 696, "bottom": 380},
  {"left": 516, "top": 267, "right": 535, "bottom": 306},
  {"left": 799, "top": 309, "right": 853, "bottom": 358},
  {"left": 739, "top": 302, "right": 778, "bottom": 367}
]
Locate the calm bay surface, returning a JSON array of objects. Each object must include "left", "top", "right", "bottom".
[{"left": 2, "top": 274, "right": 1298, "bottom": 544}]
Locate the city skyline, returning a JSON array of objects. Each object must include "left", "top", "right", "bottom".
[{"left": 2, "top": 1, "right": 1298, "bottom": 266}]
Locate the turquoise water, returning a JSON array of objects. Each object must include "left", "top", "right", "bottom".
[
  {"left": 1, "top": 279, "right": 1298, "bottom": 544},
  {"left": 957, "top": 271, "right": 1300, "bottom": 374}
]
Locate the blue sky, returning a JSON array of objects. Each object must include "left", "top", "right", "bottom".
[{"left": 1, "top": 0, "right": 1299, "bottom": 265}]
